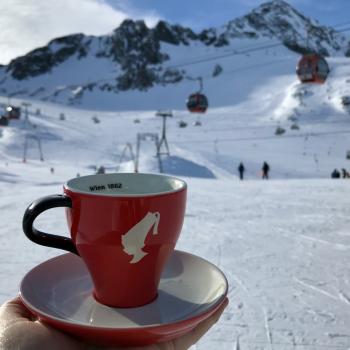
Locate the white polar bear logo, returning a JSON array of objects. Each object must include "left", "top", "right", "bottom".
[{"left": 121, "top": 212, "right": 160, "bottom": 264}]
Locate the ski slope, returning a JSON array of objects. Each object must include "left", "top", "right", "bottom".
[
  {"left": 0, "top": 169, "right": 349, "bottom": 349},
  {"left": 0, "top": 46, "right": 350, "bottom": 349},
  {"left": 1, "top": 55, "right": 350, "bottom": 180}
]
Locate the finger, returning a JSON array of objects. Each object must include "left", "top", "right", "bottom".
[
  {"left": 190, "top": 298, "right": 228, "bottom": 340},
  {"left": 0, "top": 295, "right": 36, "bottom": 321},
  {"left": 0, "top": 297, "right": 84, "bottom": 350},
  {"left": 173, "top": 297, "right": 228, "bottom": 349}
]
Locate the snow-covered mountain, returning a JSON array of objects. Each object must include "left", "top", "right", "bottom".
[
  {"left": 0, "top": 0, "right": 349, "bottom": 177},
  {"left": 0, "top": 0, "right": 348, "bottom": 107}
]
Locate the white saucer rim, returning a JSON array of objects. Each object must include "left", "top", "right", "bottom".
[
  {"left": 20, "top": 293, "right": 227, "bottom": 335},
  {"left": 20, "top": 250, "right": 228, "bottom": 331}
]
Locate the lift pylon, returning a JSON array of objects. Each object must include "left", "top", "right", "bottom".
[
  {"left": 23, "top": 134, "right": 44, "bottom": 163},
  {"left": 135, "top": 133, "right": 162, "bottom": 173},
  {"left": 155, "top": 110, "right": 172, "bottom": 156}
]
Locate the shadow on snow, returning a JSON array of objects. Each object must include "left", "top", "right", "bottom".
[{"left": 161, "top": 156, "right": 216, "bottom": 179}]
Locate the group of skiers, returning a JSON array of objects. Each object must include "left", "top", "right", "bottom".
[
  {"left": 331, "top": 168, "right": 349, "bottom": 179},
  {"left": 238, "top": 164, "right": 349, "bottom": 180},
  {"left": 237, "top": 161, "right": 270, "bottom": 180}
]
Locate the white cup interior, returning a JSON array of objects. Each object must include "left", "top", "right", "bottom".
[{"left": 65, "top": 173, "right": 186, "bottom": 196}]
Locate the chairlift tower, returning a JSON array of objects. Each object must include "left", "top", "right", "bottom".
[
  {"left": 118, "top": 142, "right": 136, "bottom": 172},
  {"left": 23, "top": 134, "right": 44, "bottom": 163},
  {"left": 155, "top": 110, "right": 172, "bottom": 156},
  {"left": 136, "top": 133, "right": 162, "bottom": 173},
  {"left": 21, "top": 102, "right": 31, "bottom": 124}
]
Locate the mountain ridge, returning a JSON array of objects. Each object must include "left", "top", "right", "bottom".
[{"left": 0, "top": 0, "right": 348, "bottom": 106}]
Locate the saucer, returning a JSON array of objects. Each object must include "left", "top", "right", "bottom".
[{"left": 20, "top": 250, "right": 228, "bottom": 347}]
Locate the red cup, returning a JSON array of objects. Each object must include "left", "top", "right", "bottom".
[{"left": 23, "top": 173, "right": 187, "bottom": 307}]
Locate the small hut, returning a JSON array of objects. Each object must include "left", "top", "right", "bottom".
[
  {"left": 5, "top": 106, "right": 21, "bottom": 119},
  {"left": 0, "top": 116, "right": 9, "bottom": 126}
]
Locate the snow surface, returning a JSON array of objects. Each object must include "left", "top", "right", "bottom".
[{"left": 0, "top": 41, "right": 350, "bottom": 349}]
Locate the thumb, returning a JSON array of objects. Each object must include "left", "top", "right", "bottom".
[
  {"left": 0, "top": 296, "right": 37, "bottom": 322},
  {"left": 173, "top": 297, "right": 228, "bottom": 349}
]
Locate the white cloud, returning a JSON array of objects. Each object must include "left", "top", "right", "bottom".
[{"left": 0, "top": 0, "right": 160, "bottom": 64}]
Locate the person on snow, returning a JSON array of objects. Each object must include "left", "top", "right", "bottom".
[
  {"left": 341, "top": 168, "right": 349, "bottom": 178},
  {"left": 331, "top": 169, "right": 341, "bottom": 179},
  {"left": 237, "top": 162, "right": 245, "bottom": 180},
  {"left": 262, "top": 161, "right": 270, "bottom": 180},
  {"left": 96, "top": 166, "right": 105, "bottom": 174}
]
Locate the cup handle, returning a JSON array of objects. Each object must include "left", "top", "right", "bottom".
[{"left": 22, "top": 194, "right": 79, "bottom": 255}]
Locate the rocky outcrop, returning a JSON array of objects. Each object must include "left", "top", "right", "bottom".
[{"left": 6, "top": 34, "right": 89, "bottom": 80}]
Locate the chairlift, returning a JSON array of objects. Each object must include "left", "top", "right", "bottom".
[{"left": 296, "top": 54, "right": 329, "bottom": 84}]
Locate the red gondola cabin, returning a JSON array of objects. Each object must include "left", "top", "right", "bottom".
[
  {"left": 296, "top": 54, "right": 329, "bottom": 84},
  {"left": 186, "top": 93, "right": 208, "bottom": 113}
]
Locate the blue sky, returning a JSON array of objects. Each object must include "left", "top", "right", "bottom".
[{"left": 106, "top": 0, "right": 350, "bottom": 30}]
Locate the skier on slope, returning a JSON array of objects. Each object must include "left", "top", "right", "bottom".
[
  {"left": 262, "top": 161, "right": 270, "bottom": 180},
  {"left": 237, "top": 162, "right": 245, "bottom": 180},
  {"left": 341, "top": 168, "right": 349, "bottom": 178}
]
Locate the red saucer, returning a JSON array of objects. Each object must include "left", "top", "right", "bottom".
[{"left": 20, "top": 250, "right": 228, "bottom": 347}]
